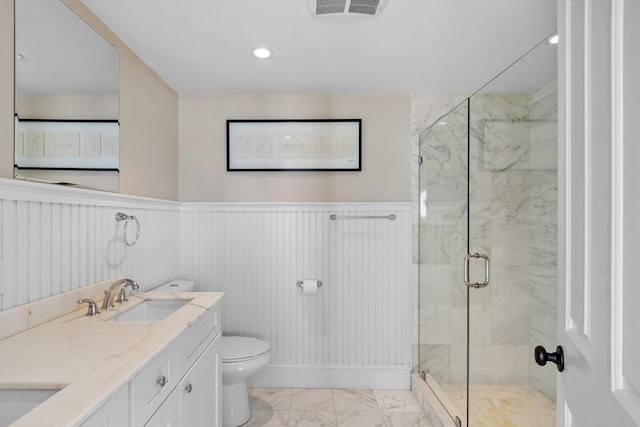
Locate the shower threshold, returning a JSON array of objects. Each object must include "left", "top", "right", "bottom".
[{"left": 412, "top": 372, "right": 555, "bottom": 427}]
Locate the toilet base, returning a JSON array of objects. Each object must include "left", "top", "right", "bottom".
[{"left": 222, "top": 380, "right": 251, "bottom": 427}]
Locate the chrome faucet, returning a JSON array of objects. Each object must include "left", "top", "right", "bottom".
[
  {"left": 118, "top": 279, "right": 140, "bottom": 303},
  {"left": 102, "top": 278, "right": 139, "bottom": 309}
]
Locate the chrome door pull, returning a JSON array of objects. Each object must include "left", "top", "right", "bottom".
[{"left": 464, "top": 253, "right": 490, "bottom": 288}]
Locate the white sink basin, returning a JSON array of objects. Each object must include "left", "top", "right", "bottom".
[
  {"left": 110, "top": 300, "right": 190, "bottom": 322},
  {"left": 0, "top": 389, "right": 60, "bottom": 427}
]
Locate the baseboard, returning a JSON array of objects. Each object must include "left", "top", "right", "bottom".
[{"left": 248, "top": 364, "right": 411, "bottom": 389}]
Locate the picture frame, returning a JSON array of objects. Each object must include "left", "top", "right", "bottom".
[
  {"left": 14, "top": 118, "right": 119, "bottom": 170},
  {"left": 227, "top": 119, "right": 361, "bottom": 171}
]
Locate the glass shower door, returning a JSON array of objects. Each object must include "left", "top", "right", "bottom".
[
  {"left": 418, "top": 45, "right": 557, "bottom": 427},
  {"left": 417, "top": 100, "right": 469, "bottom": 424},
  {"left": 465, "top": 89, "right": 533, "bottom": 424},
  {"left": 465, "top": 48, "right": 558, "bottom": 425},
  {"left": 418, "top": 37, "right": 557, "bottom": 427}
]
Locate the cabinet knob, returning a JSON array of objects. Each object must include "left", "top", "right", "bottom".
[
  {"left": 156, "top": 375, "right": 168, "bottom": 387},
  {"left": 185, "top": 383, "right": 192, "bottom": 393}
]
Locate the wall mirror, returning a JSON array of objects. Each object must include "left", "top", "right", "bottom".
[{"left": 14, "top": 0, "right": 120, "bottom": 192}]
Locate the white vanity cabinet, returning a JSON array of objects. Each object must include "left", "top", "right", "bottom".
[
  {"left": 145, "top": 336, "right": 221, "bottom": 427},
  {"left": 143, "top": 387, "right": 180, "bottom": 427},
  {"left": 131, "top": 343, "right": 181, "bottom": 425},
  {"left": 139, "top": 304, "right": 221, "bottom": 427},
  {"left": 82, "top": 302, "right": 221, "bottom": 427},
  {"left": 80, "top": 386, "right": 129, "bottom": 427},
  {"left": 0, "top": 289, "right": 224, "bottom": 427},
  {"left": 179, "top": 336, "right": 221, "bottom": 426}
]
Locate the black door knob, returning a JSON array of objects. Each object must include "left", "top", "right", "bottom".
[{"left": 534, "top": 345, "right": 564, "bottom": 372}]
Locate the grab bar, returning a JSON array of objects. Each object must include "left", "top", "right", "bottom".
[{"left": 329, "top": 214, "right": 396, "bottom": 221}]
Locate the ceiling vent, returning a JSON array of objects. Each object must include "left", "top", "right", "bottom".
[{"left": 308, "top": 0, "right": 389, "bottom": 16}]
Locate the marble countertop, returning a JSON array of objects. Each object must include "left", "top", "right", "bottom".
[{"left": 0, "top": 290, "right": 224, "bottom": 427}]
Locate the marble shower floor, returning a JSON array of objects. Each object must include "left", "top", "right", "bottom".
[
  {"left": 441, "top": 384, "right": 556, "bottom": 427},
  {"left": 244, "top": 388, "right": 432, "bottom": 427}
]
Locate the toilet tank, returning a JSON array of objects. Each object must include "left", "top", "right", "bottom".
[{"left": 152, "top": 280, "right": 195, "bottom": 292}]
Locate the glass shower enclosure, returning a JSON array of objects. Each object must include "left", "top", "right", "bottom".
[{"left": 417, "top": 36, "right": 558, "bottom": 427}]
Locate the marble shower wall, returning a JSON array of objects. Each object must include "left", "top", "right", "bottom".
[
  {"left": 412, "top": 80, "right": 557, "bottom": 400},
  {"left": 527, "top": 80, "right": 558, "bottom": 400}
]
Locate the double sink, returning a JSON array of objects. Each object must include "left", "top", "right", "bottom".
[{"left": 0, "top": 296, "right": 191, "bottom": 427}]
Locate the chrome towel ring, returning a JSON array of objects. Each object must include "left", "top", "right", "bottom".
[{"left": 115, "top": 212, "right": 141, "bottom": 247}]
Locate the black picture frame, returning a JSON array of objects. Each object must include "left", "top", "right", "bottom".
[{"left": 227, "top": 119, "right": 361, "bottom": 171}]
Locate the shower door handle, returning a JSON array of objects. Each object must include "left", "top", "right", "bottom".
[{"left": 464, "top": 253, "right": 490, "bottom": 288}]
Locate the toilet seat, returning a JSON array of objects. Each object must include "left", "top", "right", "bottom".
[{"left": 221, "top": 336, "right": 270, "bottom": 362}]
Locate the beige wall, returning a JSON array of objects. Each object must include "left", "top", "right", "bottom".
[
  {"left": 179, "top": 94, "right": 411, "bottom": 202},
  {"left": 3, "top": 2, "right": 412, "bottom": 203},
  {"left": 0, "top": 1, "right": 14, "bottom": 180},
  {"left": 17, "top": 94, "right": 118, "bottom": 120},
  {"left": 0, "top": 0, "right": 180, "bottom": 201}
]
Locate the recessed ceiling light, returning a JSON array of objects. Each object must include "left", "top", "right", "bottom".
[
  {"left": 252, "top": 48, "right": 272, "bottom": 59},
  {"left": 548, "top": 34, "right": 559, "bottom": 45}
]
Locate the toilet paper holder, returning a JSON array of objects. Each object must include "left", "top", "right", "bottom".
[{"left": 296, "top": 280, "right": 323, "bottom": 288}]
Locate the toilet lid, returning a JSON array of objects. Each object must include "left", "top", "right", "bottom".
[{"left": 221, "top": 336, "right": 270, "bottom": 362}]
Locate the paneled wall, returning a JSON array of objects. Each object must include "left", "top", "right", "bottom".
[
  {"left": 0, "top": 180, "right": 413, "bottom": 387},
  {"left": 180, "top": 203, "right": 412, "bottom": 387},
  {"left": 0, "top": 179, "right": 181, "bottom": 310}
]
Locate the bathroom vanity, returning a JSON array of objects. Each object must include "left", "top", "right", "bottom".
[{"left": 0, "top": 278, "right": 223, "bottom": 427}]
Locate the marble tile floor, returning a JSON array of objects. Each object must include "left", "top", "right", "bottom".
[
  {"left": 441, "top": 384, "right": 556, "bottom": 427},
  {"left": 244, "top": 388, "right": 432, "bottom": 427}
]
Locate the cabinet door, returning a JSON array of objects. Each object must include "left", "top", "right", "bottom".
[
  {"left": 81, "top": 386, "right": 129, "bottom": 427},
  {"left": 144, "top": 388, "right": 180, "bottom": 427},
  {"left": 180, "top": 336, "right": 221, "bottom": 427},
  {"left": 130, "top": 343, "right": 180, "bottom": 426}
]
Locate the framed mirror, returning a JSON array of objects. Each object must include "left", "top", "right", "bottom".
[{"left": 14, "top": 0, "right": 119, "bottom": 192}]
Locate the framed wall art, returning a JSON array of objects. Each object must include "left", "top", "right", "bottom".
[
  {"left": 227, "top": 119, "right": 361, "bottom": 171},
  {"left": 15, "top": 119, "right": 119, "bottom": 170}
]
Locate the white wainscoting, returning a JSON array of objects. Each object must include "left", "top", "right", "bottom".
[
  {"left": 180, "top": 203, "right": 412, "bottom": 389},
  {"left": 0, "top": 180, "right": 413, "bottom": 389},
  {"left": 0, "top": 179, "right": 181, "bottom": 310}
]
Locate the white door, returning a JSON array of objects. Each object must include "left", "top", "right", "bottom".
[{"left": 557, "top": 0, "right": 640, "bottom": 426}]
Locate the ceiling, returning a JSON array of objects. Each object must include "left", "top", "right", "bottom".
[
  {"left": 81, "top": 0, "right": 558, "bottom": 95},
  {"left": 15, "top": 0, "right": 118, "bottom": 95}
]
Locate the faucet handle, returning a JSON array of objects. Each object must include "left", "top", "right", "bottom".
[{"left": 77, "top": 299, "right": 101, "bottom": 316}]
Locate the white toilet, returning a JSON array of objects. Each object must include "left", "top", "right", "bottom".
[
  {"left": 152, "top": 280, "right": 270, "bottom": 427},
  {"left": 220, "top": 336, "right": 270, "bottom": 426}
]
